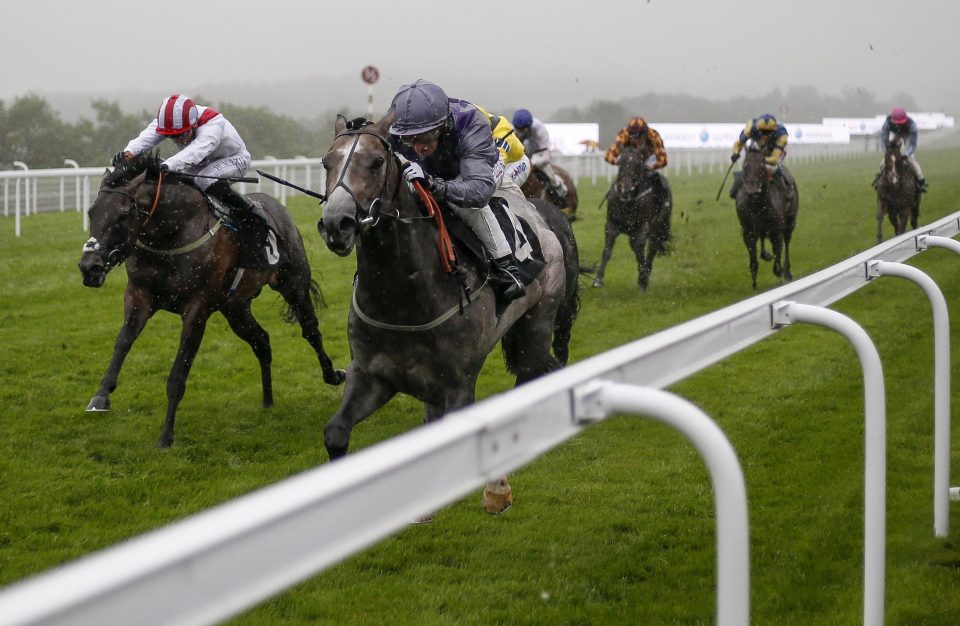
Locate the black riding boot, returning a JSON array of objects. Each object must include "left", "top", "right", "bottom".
[
  {"left": 207, "top": 181, "right": 271, "bottom": 268},
  {"left": 490, "top": 255, "right": 525, "bottom": 304},
  {"left": 918, "top": 177, "right": 928, "bottom": 192}
]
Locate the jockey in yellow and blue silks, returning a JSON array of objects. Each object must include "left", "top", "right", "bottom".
[
  {"left": 728, "top": 114, "right": 796, "bottom": 200},
  {"left": 474, "top": 104, "right": 530, "bottom": 190}
]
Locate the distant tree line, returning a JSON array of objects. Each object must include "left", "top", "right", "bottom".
[
  {"left": 0, "top": 94, "right": 346, "bottom": 170},
  {"left": 553, "top": 85, "right": 919, "bottom": 146},
  {"left": 0, "top": 86, "right": 921, "bottom": 169}
]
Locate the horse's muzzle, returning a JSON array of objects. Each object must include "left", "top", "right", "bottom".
[
  {"left": 320, "top": 214, "right": 357, "bottom": 257},
  {"left": 78, "top": 255, "right": 108, "bottom": 288}
]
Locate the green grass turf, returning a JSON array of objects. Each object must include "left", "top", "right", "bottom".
[{"left": 2, "top": 139, "right": 960, "bottom": 624}]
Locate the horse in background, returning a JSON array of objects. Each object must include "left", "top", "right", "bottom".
[
  {"left": 318, "top": 114, "right": 580, "bottom": 514},
  {"left": 875, "top": 134, "right": 919, "bottom": 243},
  {"left": 734, "top": 142, "right": 799, "bottom": 289},
  {"left": 591, "top": 142, "right": 672, "bottom": 291},
  {"left": 521, "top": 163, "right": 579, "bottom": 221},
  {"left": 78, "top": 153, "right": 344, "bottom": 447}
]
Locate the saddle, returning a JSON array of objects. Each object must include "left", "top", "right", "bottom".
[
  {"left": 440, "top": 196, "right": 547, "bottom": 291},
  {"left": 206, "top": 195, "right": 279, "bottom": 269}
]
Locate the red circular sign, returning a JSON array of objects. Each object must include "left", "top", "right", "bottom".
[{"left": 361, "top": 65, "right": 380, "bottom": 85}]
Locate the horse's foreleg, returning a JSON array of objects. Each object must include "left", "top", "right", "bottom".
[
  {"left": 324, "top": 363, "right": 394, "bottom": 460},
  {"left": 770, "top": 234, "right": 784, "bottom": 278},
  {"left": 742, "top": 231, "right": 759, "bottom": 289},
  {"left": 221, "top": 302, "right": 274, "bottom": 408},
  {"left": 159, "top": 309, "right": 211, "bottom": 448},
  {"left": 629, "top": 231, "right": 651, "bottom": 291},
  {"left": 88, "top": 293, "right": 154, "bottom": 412},
  {"left": 592, "top": 222, "right": 618, "bottom": 288},
  {"left": 876, "top": 199, "right": 886, "bottom": 244}
]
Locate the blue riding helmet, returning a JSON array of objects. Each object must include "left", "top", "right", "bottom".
[
  {"left": 388, "top": 79, "right": 450, "bottom": 136},
  {"left": 512, "top": 108, "right": 533, "bottom": 129}
]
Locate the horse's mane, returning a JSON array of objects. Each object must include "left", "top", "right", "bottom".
[{"left": 104, "top": 152, "right": 162, "bottom": 187}]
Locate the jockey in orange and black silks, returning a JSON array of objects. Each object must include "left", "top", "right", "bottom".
[{"left": 604, "top": 116, "right": 673, "bottom": 214}]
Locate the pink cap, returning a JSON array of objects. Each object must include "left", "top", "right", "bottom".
[{"left": 891, "top": 107, "right": 908, "bottom": 124}]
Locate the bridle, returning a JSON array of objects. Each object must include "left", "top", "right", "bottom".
[
  {"left": 327, "top": 122, "right": 401, "bottom": 228},
  {"left": 83, "top": 186, "right": 152, "bottom": 270}
]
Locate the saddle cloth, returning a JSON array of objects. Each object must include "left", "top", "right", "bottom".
[{"left": 441, "top": 196, "right": 546, "bottom": 288}]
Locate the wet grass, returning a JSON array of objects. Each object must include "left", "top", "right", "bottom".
[{"left": 2, "top": 141, "right": 960, "bottom": 624}]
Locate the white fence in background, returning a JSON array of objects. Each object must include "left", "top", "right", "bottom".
[
  {"left": 0, "top": 211, "right": 958, "bottom": 626},
  {"left": 0, "top": 143, "right": 876, "bottom": 237}
]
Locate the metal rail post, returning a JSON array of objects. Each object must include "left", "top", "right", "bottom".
[
  {"left": 771, "top": 301, "right": 886, "bottom": 626},
  {"left": 868, "top": 260, "right": 951, "bottom": 537},
  {"left": 574, "top": 381, "right": 750, "bottom": 626}
]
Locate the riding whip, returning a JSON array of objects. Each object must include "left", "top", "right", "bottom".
[
  {"left": 175, "top": 172, "right": 260, "bottom": 184},
  {"left": 256, "top": 169, "right": 327, "bottom": 202},
  {"left": 716, "top": 160, "right": 736, "bottom": 201},
  {"left": 597, "top": 184, "right": 614, "bottom": 211}
]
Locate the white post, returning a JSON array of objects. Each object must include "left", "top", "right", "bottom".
[
  {"left": 65, "top": 160, "right": 80, "bottom": 213},
  {"left": 574, "top": 381, "right": 750, "bottom": 626},
  {"left": 868, "top": 260, "right": 951, "bottom": 537},
  {"left": 12, "top": 161, "right": 27, "bottom": 237},
  {"left": 772, "top": 301, "right": 886, "bottom": 626}
]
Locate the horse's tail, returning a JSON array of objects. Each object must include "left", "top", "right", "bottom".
[{"left": 280, "top": 277, "right": 326, "bottom": 324}]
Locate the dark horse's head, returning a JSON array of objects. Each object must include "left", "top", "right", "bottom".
[
  {"left": 881, "top": 135, "right": 906, "bottom": 187},
  {"left": 613, "top": 143, "right": 652, "bottom": 199},
  {"left": 78, "top": 153, "right": 162, "bottom": 287},
  {"left": 319, "top": 112, "right": 400, "bottom": 256},
  {"left": 740, "top": 141, "right": 770, "bottom": 196}
]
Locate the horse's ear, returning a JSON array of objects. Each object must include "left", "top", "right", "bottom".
[
  {"left": 335, "top": 114, "right": 348, "bottom": 135},
  {"left": 375, "top": 107, "right": 396, "bottom": 136}
]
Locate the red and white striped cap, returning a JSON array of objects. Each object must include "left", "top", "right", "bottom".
[{"left": 156, "top": 95, "right": 198, "bottom": 136}]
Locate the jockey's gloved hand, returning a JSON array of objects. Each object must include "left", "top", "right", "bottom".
[
  {"left": 731, "top": 153, "right": 740, "bottom": 163},
  {"left": 112, "top": 151, "right": 125, "bottom": 166},
  {"left": 159, "top": 162, "right": 169, "bottom": 173},
  {"left": 402, "top": 162, "right": 435, "bottom": 191}
]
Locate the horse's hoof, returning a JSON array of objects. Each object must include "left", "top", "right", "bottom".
[
  {"left": 86, "top": 395, "right": 110, "bottom": 412},
  {"left": 410, "top": 513, "right": 435, "bottom": 525},
  {"left": 481, "top": 479, "right": 513, "bottom": 515},
  {"left": 326, "top": 369, "right": 347, "bottom": 385},
  {"left": 156, "top": 434, "right": 174, "bottom": 449},
  {"left": 760, "top": 250, "right": 773, "bottom": 261}
]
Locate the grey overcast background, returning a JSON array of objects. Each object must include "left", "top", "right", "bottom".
[{"left": 4, "top": 0, "right": 958, "bottom": 120}]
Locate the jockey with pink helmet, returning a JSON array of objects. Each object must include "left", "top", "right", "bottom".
[
  {"left": 878, "top": 107, "right": 927, "bottom": 191},
  {"left": 115, "top": 94, "right": 272, "bottom": 267}
]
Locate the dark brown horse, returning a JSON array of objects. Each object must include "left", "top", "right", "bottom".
[
  {"left": 78, "top": 153, "right": 344, "bottom": 447},
  {"left": 734, "top": 142, "right": 799, "bottom": 288},
  {"left": 318, "top": 114, "right": 580, "bottom": 513},
  {"left": 521, "top": 163, "right": 579, "bottom": 221},
  {"left": 876, "top": 135, "right": 919, "bottom": 243},
  {"left": 591, "top": 143, "right": 672, "bottom": 290}
]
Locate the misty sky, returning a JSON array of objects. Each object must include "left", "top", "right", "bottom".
[{"left": 5, "top": 0, "right": 959, "bottom": 116}]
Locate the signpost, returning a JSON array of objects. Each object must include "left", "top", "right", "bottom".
[{"left": 361, "top": 65, "right": 379, "bottom": 118}]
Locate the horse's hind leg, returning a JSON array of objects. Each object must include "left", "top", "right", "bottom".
[
  {"left": 592, "top": 222, "right": 618, "bottom": 288},
  {"left": 221, "top": 301, "right": 274, "bottom": 408},
  {"left": 770, "top": 234, "right": 784, "bottom": 278},
  {"left": 760, "top": 237, "right": 773, "bottom": 261},
  {"left": 88, "top": 291, "right": 154, "bottom": 412},
  {"left": 278, "top": 274, "right": 345, "bottom": 385},
  {"left": 742, "top": 232, "right": 759, "bottom": 289}
]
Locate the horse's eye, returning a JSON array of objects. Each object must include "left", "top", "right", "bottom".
[{"left": 371, "top": 156, "right": 384, "bottom": 169}]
